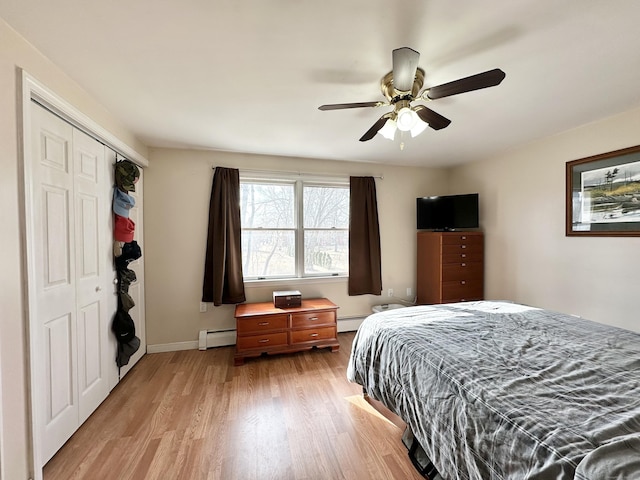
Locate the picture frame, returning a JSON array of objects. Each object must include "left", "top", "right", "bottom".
[{"left": 566, "top": 145, "right": 640, "bottom": 236}]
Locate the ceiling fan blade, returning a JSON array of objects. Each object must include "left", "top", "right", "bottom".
[
  {"left": 415, "top": 105, "right": 451, "bottom": 130},
  {"left": 359, "top": 116, "right": 389, "bottom": 142},
  {"left": 426, "top": 68, "right": 506, "bottom": 100},
  {"left": 392, "top": 47, "right": 420, "bottom": 92},
  {"left": 318, "top": 101, "right": 382, "bottom": 111}
]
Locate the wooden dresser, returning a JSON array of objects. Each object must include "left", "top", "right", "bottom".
[
  {"left": 234, "top": 298, "right": 339, "bottom": 365},
  {"left": 416, "top": 231, "right": 484, "bottom": 304}
]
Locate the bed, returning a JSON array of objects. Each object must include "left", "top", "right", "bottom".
[{"left": 347, "top": 301, "right": 640, "bottom": 479}]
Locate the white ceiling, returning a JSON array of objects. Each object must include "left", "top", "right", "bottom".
[{"left": 3, "top": 0, "right": 640, "bottom": 167}]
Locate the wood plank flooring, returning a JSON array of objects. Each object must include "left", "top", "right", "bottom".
[{"left": 44, "top": 332, "right": 425, "bottom": 480}]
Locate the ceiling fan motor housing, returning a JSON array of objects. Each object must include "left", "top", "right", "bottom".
[{"left": 381, "top": 68, "right": 425, "bottom": 102}]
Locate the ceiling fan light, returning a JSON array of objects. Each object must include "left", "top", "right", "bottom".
[
  {"left": 378, "top": 118, "right": 397, "bottom": 140},
  {"left": 410, "top": 119, "right": 428, "bottom": 138},
  {"left": 396, "top": 107, "right": 418, "bottom": 131}
]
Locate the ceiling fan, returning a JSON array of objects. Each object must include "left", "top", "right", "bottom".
[{"left": 318, "top": 47, "right": 506, "bottom": 142}]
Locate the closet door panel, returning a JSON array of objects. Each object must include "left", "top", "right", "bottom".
[
  {"left": 72, "top": 128, "right": 110, "bottom": 424},
  {"left": 31, "top": 105, "right": 79, "bottom": 464}
]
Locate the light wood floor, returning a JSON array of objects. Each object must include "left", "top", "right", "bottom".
[{"left": 44, "top": 332, "right": 425, "bottom": 480}]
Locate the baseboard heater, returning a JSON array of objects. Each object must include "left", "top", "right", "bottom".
[{"left": 198, "top": 329, "right": 237, "bottom": 350}]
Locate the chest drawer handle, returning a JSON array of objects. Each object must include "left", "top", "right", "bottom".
[
  {"left": 461, "top": 245, "right": 466, "bottom": 249},
  {"left": 461, "top": 281, "right": 466, "bottom": 285},
  {"left": 258, "top": 339, "right": 270, "bottom": 343},
  {"left": 461, "top": 254, "right": 467, "bottom": 258},
  {"left": 258, "top": 322, "right": 270, "bottom": 326},
  {"left": 461, "top": 236, "right": 467, "bottom": 240},
  {"left": 461, "top": 263, "right": 466, "bottom": 267},
  {"left": 308, "top": 316, "right": 319, "bottom": 321},
  {"left": 309, "top": 333, "right": 319, "bottom": 337}
]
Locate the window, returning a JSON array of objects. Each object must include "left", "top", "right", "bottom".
[{"left": 240, "top": 176, "right": 349, "bottom": 280}]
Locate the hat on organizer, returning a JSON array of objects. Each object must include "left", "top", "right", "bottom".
[
  {"left": 113, "top": 188, "right": 135, "bottom": 218},
  {"left": 118, "top": 268, "right": 137, "bottom": 294},
  {"left": 119, "top": 291, "right": 135, "bottom": 312},
  {"left": 121, "top": 240, "right": 142, "bottom": 261},
  {"left": 112, "top": 309, "right": 136, "bottom": 344},
  {"left": 115, "top": 241, "right": 142, "bottom": 270},
  {"left": 115, "top": 160, "right": 140, "bottom": 193},
  {"left": 114, "top": 215, "right": 135, "bottom": 243},
  {"left": 116, "top": 336, "right": 140, "bottom": 367}
]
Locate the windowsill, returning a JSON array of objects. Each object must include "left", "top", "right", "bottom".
[{"left": 244, "top": 275, "right": 348, "bottom": 289}]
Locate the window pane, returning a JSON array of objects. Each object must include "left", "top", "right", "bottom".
[
  {"left": 303, "top": 186, "right": 349, "bottom": 228},
  {"left": 240, "top": 182, "right": 295, "bottom": 228},
  {"left": 304, "top": 230, "right": 348, "bottom": 275},
  {"left": 241, "top": 230, "right": 295, "bottom": 278}
]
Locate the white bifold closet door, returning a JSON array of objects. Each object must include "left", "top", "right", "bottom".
[{"left": 29, "top": 103, "right": 116, "bottom": 464}]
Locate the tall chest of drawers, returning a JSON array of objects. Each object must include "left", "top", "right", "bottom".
[
  {"left": 416, "top": 231, "right": 484, "bottom": 304},
  {"left": 234, "top": 298, "right": 339, "bottom": 365}
]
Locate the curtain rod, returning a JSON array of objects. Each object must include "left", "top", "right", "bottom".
[{"left": 212, "top": 166, "right": 383, "bottom": 180}]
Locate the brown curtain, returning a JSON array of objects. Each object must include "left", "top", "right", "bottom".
[
  {"left": 202, "top": 167, "right": 246, "bottom": 306},
  {"left": 348, "top": 176, "right": 382, "bottom": 296}
]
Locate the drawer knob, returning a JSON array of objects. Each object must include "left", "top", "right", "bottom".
[
  {"left": 461, "top": 281, "right": 466, "bottom": 285},
  {"left": 309, "top": 333, "right": 319, "bottom": 337},
  {"left": 461, "top": 263, "right": 466, "bottom": 267},
  {"left": 258, "top": 339, "right": 270, "bottom": 343},
  {"left": 461, "top": 245, "right": 466, "bottom": 249},
  {"left": 461, "top": 236, "right": 467, "bottom": 240},
  {"left": 309, "top": 316, "right": 319, "bottom": 321},
  {"left": 258, "top": 322, "right": 270, "bottom": 326},
  {"left": 461, "top": 254, "right": 466, "bottom": 258}
]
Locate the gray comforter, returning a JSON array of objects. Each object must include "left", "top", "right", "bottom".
[{"left": 347, "top": 301, "right": 640, "bottom": 479}]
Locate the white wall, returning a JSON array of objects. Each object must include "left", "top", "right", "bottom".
[
  {"left": 451, "top": 107, "right": 640, "bottom": 332},
  {"left": 0, "top": 17, "right": 147, "bottom": 479},
  {"left": 143, "top": 148, "right": 449, "bottom": 347}
]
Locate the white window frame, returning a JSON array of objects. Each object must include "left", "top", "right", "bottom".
[{"left": 240, "top": 171, "right": 349, "bottom": 284}]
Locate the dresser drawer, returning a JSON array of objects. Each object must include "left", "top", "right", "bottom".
[
  {"left": 236, "top": 332, "right": 288, "bottom": 351},
  {"left": 236, "top": 314, "right": 288, "bottom": 335},
  {"left": 442, "top": 234, "right": 483, "bottom": 245},
  {"left": 442, "top": 243, "right": 483, "bottom": 255},
  {"left": 290, "top": 326, "right": 337, "bottom": 345},
  {"left": 441, "top": 281, "right": 483, "bottom": 303},
  {"left": 442, "top": 262, "right": 483, "bottom": 282},
  {"left": 442, "top": 252, "right": 483, "bottom": 264},
  {"left": 291, "top": 310, "right": 336, "bottom": 328}
]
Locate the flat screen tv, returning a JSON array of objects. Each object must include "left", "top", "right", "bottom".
[{"left": 417, "top": 193, "right": 479, "bottom": 230}]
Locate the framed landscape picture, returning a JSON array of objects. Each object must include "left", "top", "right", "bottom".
[{"left": 566, "top": 145, "right": 640, "bottom": 236}]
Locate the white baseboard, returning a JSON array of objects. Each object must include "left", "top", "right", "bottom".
[{"left": 147, "top": 317, "right": 366, "bottom": 353}]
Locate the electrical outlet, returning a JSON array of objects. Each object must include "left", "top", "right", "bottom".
[
  {"left": 388, "top": 288, "right": 393, "bottom": 297},
  {"left": 199, "top": 302, "right": 207, "bottom": 313},
  {"left": 407, "top": 287, "right": 412, "bottom": 297}
]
